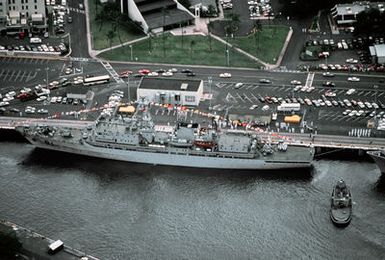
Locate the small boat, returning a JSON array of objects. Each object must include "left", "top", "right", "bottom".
[{"left": 330, "top": 179, "right": 352, "bottom": 227}]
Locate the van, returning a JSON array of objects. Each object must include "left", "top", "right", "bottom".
[{"left": 30, "top": 37, "right": 42, "bottom": 44}]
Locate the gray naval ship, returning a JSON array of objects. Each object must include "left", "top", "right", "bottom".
[
  {"left": 17, "top": 99, "right": 314, "bottom": 170},
  {"left": 367, "top": 150, "right": 385, "bottom": 173}
]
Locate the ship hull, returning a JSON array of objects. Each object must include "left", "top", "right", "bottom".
[
  {"left": 25, "top": 137, "right": 313, "bottom": 170},
  {"left": 368, "top": 151, "right": 385, "bottom": 173}
]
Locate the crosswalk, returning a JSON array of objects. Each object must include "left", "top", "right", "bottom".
[{"left": 100, "top": 61, "right": 123, "bottom": 84}]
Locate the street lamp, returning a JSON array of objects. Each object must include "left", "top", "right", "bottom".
[
  {"left": 129, "top": 45, "right": 133, "bottom": 61},
  {"left": 226, "top": 49, "right": 229, "bottom": 67},
  {"left": 208, "top": 76, "right": 212, "bottom": 110},
  {"left": 126, "top": 74, "right": 130, "bottom": 103}
]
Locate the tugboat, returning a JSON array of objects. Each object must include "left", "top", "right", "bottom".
[{"left": 330, "top": 179, "right": 352, "bottom": 227}]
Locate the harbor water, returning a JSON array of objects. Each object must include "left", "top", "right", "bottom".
[{"left": 1, "top": 141, "right": 385, "bottom": 259}]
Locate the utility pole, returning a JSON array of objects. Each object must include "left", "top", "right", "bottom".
[
  {"left": 127, "top": 74, "right": 130, "bottom": 103},
  {"left": 129, "top": 45, "right": 133, "bottom": 61},
  {"left": 208, "top": 76, "right": 212, "bottom": 110}
]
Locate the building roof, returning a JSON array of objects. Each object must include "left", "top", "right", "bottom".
[
  {"left": 333, "top": 2, "right": 384, "bottom": 16},
  {"left": 144, "top": 9, "right": 194, "bottom": 29},
  {"left": 139, "top": 77, "right": 202, "bottom": 92},
  {"left": 374, "top": 44, "right": 385, "bottom": 57}
]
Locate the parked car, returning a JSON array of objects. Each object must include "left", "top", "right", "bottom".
[
  {"left": 219, "top": 73, "right": 231, "bottom": 78},
  {"left": 322, "top": 72, "right": 335, "bottom": 77},
  {"left": 322, "top": 81, "right": 335, "bottom": 87},
  {"left": 259, "top": 78, "right": 271, "bottom": 84},
  {"left": 348, "top": 77, "right": 360, "bottom": 82}
]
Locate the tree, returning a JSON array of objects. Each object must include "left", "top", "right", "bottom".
[
  {"left": 354, "top": 8, "right": 385, "bottom": 35},
  {"left": 190, "top": 40, "right": 196, "bottom": 58},
  {"left": 106, "top": 30, "right": 116, "bottom": 48},
  {"left": 0, "top": 231, "right": 22, "bottom": 259},
  {"left": 162, "top": 7, "right": 169, "bottom": 57},
  {"left": 225, "top": 13, "right": 240, "bottom": 36},
  {"left": 252, "top": 20, "right": 262, "bottom": 54}
]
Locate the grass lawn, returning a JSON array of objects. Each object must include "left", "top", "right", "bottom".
[
  {"left": 226, "top": 25, "right": 290, "bottom": 64},
  {"left": 98, "top": 34, "right": 262, "bottom": 68},
  {"left": 88, "top": 1, "right": 145, "bottom": 50}
]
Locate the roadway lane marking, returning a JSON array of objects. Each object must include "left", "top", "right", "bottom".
[
  {"left": 225, "top": 92, "right": 237, "bottom": 103},
  {"left": 19, "top": 71, "right": 27, "bottom": 82},
  {"left": 0, "top": 69, "right": 4, "bottom": 77},
  {"left": 246, "top": 85, "right": 254, "bottom": 90},
  {"left": 250, "top": 93, "right": 259, "bottom": 101},
  {"left": 235, "top": 92, "right": 246, "bottom": 103},
  {"left": 3, "top": 70, "right": 10, "bottom": 81},
  {"left": 26, "top": 71, "right": 37, "bottom": 82},
  {"left": 243, "top": 94, "right": 253, "bottom": 103},
  {"left": 364, "top": 91, "right": 372, "bottom": 97},
  {"left": 9, "top": 70, "right": 16, "bottom": 81},
  {"left": 378, "top": 92, "right": 384, "bottom": 97},
  {"left": 251, "top": 85, "right": 259, "bottom": 90},
  {"left": 13, "top": 70, "right": 21, "bottom": 82}
]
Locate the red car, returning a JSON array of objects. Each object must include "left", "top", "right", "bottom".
[
  {"left": 138, "top": 69, "right": 150, "bottom": 75},
  {"left": 119, "top": 70, "right": 133, "bottom": 78}
]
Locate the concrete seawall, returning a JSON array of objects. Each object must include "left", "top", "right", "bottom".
[{"left": 0, "top": 219, "right": 99, "bottom": 260}]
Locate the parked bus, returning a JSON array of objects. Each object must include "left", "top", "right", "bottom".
[
  {"left": 277, "top": 103, "right": 301, "bottom": 112},
  {"left": 83, "top": 75, "right": 110, "bottom": 86}
]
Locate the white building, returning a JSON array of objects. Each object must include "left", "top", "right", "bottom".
[
  {"left": 331, "top": 2, "right": 385, "bottom": 27},
  {"left": 137, "top": 77, "right": 203, "bottom": 106},
  {"left": 0, "top": 0, "right": 46, "bottom": 35},
  {"left": 369, "top": 44, "right": 385, "bottom": 64},
  {"left": 119, "top": 0, "right": 194, "bottom": 34}
]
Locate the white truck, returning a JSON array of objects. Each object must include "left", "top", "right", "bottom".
[{"left": 277, "top": 103, "right": 301, "bottom": 112}]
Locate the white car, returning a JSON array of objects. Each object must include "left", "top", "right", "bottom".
[
  {"left": 37, "top": 109, "right": 48, "bottom": 114},
  {"left": 36, "top": 96, "right": 47, "bottom": 102},
  {"left": 262, "top": 105, "right": 270, "bottom": 111},
  {"left": 346, "top": 88, "right": 356, "bottom": 95},
  {"left": 147, "top": 72, "right": 159, "bottom": 77},
  {"left": 249, "top": 104, "right": 258, "bottom": 110},
  {"left": 162, "top": 71, "right": 173, "bottom": 77},
  {"left": 290, "top": 80, "right": 301, "bottom": 85},
  {"left": 234, "top": 82, "right": 243, "bottom": 89},
  {"left": 325, "top": 91, "right": 336, "bottom": 97},
  {"left": 348, "top": 77, "right": 360, "bottom": 82},
  {"left": 219, "top": 73, "right": 232, "bottom": 78}
]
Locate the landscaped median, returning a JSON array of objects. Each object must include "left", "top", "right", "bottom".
[
  {"left": 98, "top": 34, "right": 263, "bottom": 68},
  {"left": 97, "top": 25, "right": 289, "bottom": 68},
  {"left": 224, "top": 25, "right": 290, "bottom": 64}
]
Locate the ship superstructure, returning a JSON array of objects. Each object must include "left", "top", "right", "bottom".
[{"left": 17, "top": 99, "right": 314, "bottom": 170}]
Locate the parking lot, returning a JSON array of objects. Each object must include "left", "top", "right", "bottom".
[{"left": 206, "top": 75, "right": 385, "bottom": 136}]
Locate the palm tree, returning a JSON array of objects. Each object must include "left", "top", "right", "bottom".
[
  {"left": 253, "top": 20, "right": 262, "bottom": 54},
  {"left": 190, "top": 40, "right": 196, "bottom": 58},
  {"left": 106, "top": 30, "right": 116, "bottom": 48},
  {"left": 162, "top": 7, "right": 169, "bottom": 57}
]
